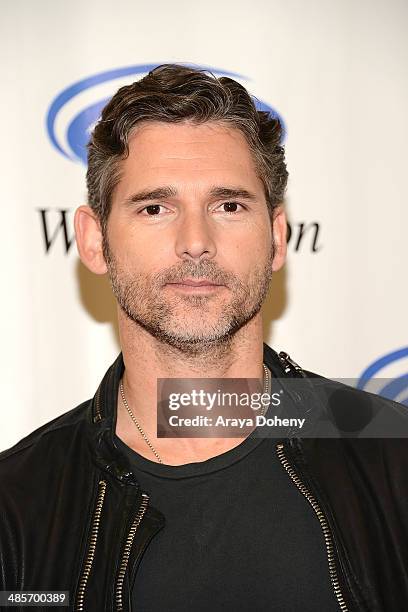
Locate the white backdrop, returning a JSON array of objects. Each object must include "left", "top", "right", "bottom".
[{"left": 1, "top": 0, "right": 407, "bottom": 450}]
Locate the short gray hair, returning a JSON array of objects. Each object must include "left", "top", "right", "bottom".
[{"left": 87, "top": 64, "right": 288, "bottom": 232}]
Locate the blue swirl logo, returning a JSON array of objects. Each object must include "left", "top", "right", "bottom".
[
  {"left": 46, "top": 63, "right": 285, "bottom": 165},
  {"left": 357, "top": 347, "right": 408, "bottom": 405}
]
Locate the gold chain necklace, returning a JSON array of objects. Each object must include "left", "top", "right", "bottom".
[{"left": 119, "top": 364, "right": 272, "bottom": 464}]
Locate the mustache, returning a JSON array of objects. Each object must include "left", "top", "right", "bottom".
[{"left": 154, "top": 261, "right": 237, "bottom": 287}]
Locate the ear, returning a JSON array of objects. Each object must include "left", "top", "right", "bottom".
[
  {"left": 271, "top": 205, "right": 287, "bottom": 272},
  {"left": 74, "top": 206, "right": 108, "bottom": 275}
]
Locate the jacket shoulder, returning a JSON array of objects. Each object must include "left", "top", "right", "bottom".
[
  {"left": 0, "top": 399, "right": 92, "bottom": 467},
  {"left": 303, "top": 367, "right": 405, "bottom": 409},
  {"left": 300, "top": 367, "right": 408, "bottom": 437}
]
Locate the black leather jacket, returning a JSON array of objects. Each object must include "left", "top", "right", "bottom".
[{"left": 1, "top": 344, "right": 407, "bottom": 611}]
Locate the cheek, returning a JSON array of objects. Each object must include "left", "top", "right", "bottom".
[
  {"left": 232, "top": 218, "right": 272, "bottom": 257},
  {"left": 221, "top": 223, "right": 271, "bottom": 276},
  {"left": 111, "top": 221, "right": 173, "bottom": 274}
]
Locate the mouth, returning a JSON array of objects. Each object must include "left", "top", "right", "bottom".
[
  {"left": 169, "top": 278, "right": 222, "bottom": 287},
  {"left": 165, "top": 278, "right": 226, "bottom": 293}
]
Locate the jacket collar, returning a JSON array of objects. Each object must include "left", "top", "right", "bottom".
[{"left": 87, "top": 343, "right": 305, "bottom": 481}]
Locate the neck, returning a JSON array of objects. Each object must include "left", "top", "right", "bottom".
[{"left": 115, "top": 308, "right": 266, "bottom": 465}]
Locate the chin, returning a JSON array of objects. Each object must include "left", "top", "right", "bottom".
[{"left": 156, "top": 319, "right": 246, "bottom": 349}]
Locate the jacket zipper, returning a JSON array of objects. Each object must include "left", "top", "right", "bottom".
[
  {"left": 276, "top": 443, "right": 349, "bottom": 612},
  {"left": 115, "top": 492, "right": 150, "bottom": 611},
  {"left": 75, "top": 479, "right": 108, "bottom": 611},
  {"left": 93, "top": 384, "right": 102, "bottom": 423}
]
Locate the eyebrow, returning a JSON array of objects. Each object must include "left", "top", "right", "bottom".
[
  {"left": 126, "top": 186, "right": 177, "bottom": 204},
  {"left": 124, "top": 186, "right": 258, "bottom": 205}
]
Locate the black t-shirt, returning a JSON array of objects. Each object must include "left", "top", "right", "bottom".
[{"left": 114, "top": 430, "right": 339, "bottom": 612}]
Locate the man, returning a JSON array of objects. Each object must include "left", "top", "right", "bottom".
[{"left": 1, "top": 64, "right": 407, "bottom": 612}]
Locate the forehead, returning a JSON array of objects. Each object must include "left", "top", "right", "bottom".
[{"left": 117, "top": 121, "right": 262, "bottom": 194}]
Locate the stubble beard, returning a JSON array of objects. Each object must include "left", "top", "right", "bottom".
[{"left": 103, "top": 237, "right": 274, "bottom": 356}]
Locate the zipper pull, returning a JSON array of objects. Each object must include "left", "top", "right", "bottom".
[
  {"left": 104, "top": 463, "right": 139, "bottom": 485},
  {"left": 278, "top": 351, "right": 304, "bottom": 376}
]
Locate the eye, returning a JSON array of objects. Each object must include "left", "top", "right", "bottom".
[
  {"left": 139, "top": 204, "right": 170, "bottom": 216},
  {"left": 215, "top": 201, "right": 245, "bottom": 214}
]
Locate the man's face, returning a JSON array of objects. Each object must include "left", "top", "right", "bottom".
[{"left": 104, "top": 120, "right": 282, "bottom": 352}]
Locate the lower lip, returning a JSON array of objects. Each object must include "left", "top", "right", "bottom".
[{"left": 165, "top": 283, "right": 225, "bottom": 293}]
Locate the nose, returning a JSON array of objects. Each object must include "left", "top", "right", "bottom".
[{"left": 174, "top": 208, "right": 217, "bottom": 262}]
